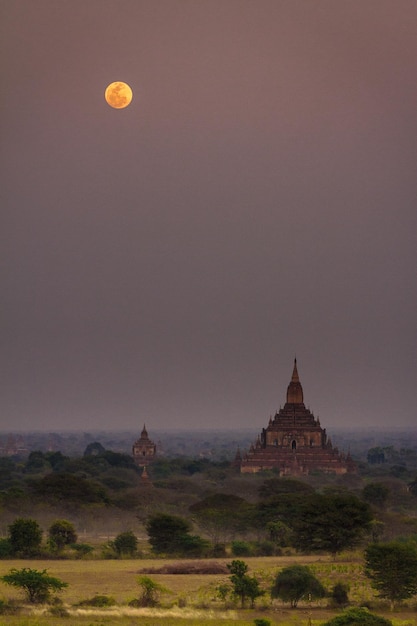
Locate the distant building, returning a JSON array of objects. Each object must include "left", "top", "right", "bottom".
[
  {"left": 0, "top": 434, "right": 28, "bottom": 457},
  {"left": 238, "top": 359, "right": 355, "bottom": 475},
  {"left": 132, "top": 425, "right": 156, "bottom": 467}
]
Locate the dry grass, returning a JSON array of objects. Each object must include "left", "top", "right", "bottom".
[
  {"left": 0, "top": 556, "right": 416, "bottom": 625},
  {"left": 0, "top": 555, "right": 335, "bottom": 605}
]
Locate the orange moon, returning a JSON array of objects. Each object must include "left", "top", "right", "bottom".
[{"left": 104, "top": 81, "right": 133, "bottom": 109}]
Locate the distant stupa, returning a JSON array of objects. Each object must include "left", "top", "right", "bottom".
[{"left": 132, "top": 424, "right": 156, "bottom": 467}]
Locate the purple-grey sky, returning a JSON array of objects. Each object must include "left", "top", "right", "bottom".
[{"left": 1, "top": 1, "right": 416, "bottom": 432}]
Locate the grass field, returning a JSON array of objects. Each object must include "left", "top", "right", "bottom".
[{"left": 0, "top": 555, "right": 416, "bottom": 625}]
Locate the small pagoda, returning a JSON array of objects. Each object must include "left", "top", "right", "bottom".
[
  {"left": 132, "top": 425, "right": 156, "bottom": 467},
  {"left": 239, "top": 360, "right": 355, "bottom": 475}
]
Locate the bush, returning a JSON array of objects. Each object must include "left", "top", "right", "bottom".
[
  {"left": 271, "top": 564, "right": 326, "bottom": 608},
  {"left": 113, "top": 530, "right": 138, "bottom": 557},
  {"left": 134, "top": 576, "right": 168, "bottom": 607},
  {"left": 77, "top": 594, "right": 116, "bottom": 607},
  {"left": 176, "top": 533, "right": 210, "bottom": 557},
  {"left": 331, "top": 582, "right": 350, "bottom": 607},
  {"left": 322, "top": 607, "right": 393, "bottom": 625},
  {"left": 210, "top": 543, "right": 227, "bottom": 557},
  {"left": 254, "top": 540, "right": 278, "bottom": 556},
  {"left": 48, "top": 520, "right": 77, "bottom": 552},
  {"left": 231, "top": 540, "right": 253, "bottom": 556},
  {"left": 1, "top": 568, "right": 68, "bottom": 604},
  {"left": 254, "top": 620, "right": 271, "bottom": 626},
  {"left": 0, "top": 538, "right": 13, "bottom": 559},
  {"left": 8, "top": 518, "right": 43, "bottom": 557},
  {"left": 70, "top": 543, "right": 94, "bottom": 558}
]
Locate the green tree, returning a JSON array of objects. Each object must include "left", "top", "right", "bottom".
[
  {"left": 1, "top": 568, "right": 67, "bottom": 604},
  {"left": 364, "top": 541, "right": 417, "bottom": 607},
  {"left": 227, "top": 559, "right": 264, "bottom": 608},
  {"left": 0, "top": 538, "right": 13, "bottom": 558},
  {"left": 146, "top": 513, "right": 191, "bottom": 554},
  {"left": 271, "top": 564, "right": 325, "bottom": 608},
  {"left": 175, "top": 533, "right": 209, "bottom": 557},
  {"left": 362, "top": 483, "right": 390, "bottom": 510},
  {"left": 29, "top": 473, "right": 109, "bottom": 504},
  {"left": 259, "top": 477, "right": 314, "bottom": 499},
  {"left": 48, "top": 520, "right": 77, "bottom": 552},
  {"left": 292, "top": 493, "right": 372, "bottom": 556},
  {"left": 189, "top": 493, "right": 253, "bottom": 544},
  {"left": 146, "top": 513, "right": 207, "bottom": 556},
  {"left": 84, "top": 441, "right": 106, "bottom": 456},
  {"left": 134, "top": 576, "right": 167, "bottom": 607},
  {"left": 24, "top": 451, "right": 50, "bottom": 474},
  {"left": 8, "top": 518, "right": 42, "bottom": 557},
  {"left": 71, "top": 543, "right": 94, "bottom": 558},
  {"left": 113, "top": 530, "right": 138, "bottom": 557},
  {"left": 367, "top": 447, "right": 385, "bottom": 465},
  {"left": 256, "top": 493, "right": 306, "bottom": 529},
  {"left": 330, "top": 582, "right": 350, "bottom": 607},
  {"left": 266, "top": 520, "right": 293, "bottom": 547},
  {"left": 44, "top": 451, "right": 69, "bottom": 471},
  {"left": 369, "top": 520, "right": 385, "bottom": 543},
  {"left": 322, "top": 607, "right": 393, "bottom": 625}
]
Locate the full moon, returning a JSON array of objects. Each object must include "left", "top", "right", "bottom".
[{"left": 104, "top": 81, "right": 133, "bottom": 109}]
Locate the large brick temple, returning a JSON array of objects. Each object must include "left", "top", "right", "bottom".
[{"left": 238, "top": 359, "right": 355, "bottom": 475}]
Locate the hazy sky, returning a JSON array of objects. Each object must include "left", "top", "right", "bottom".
[{"left": 1, "top": 1, "right": 416, "bottom": 433}]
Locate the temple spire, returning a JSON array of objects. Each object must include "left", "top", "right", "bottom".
[
  {"left": 291, "top": 358, "right": 300, "bottom": 383},
  {"left": 286, "top": 358, "right": 304, "bottom": 404}
]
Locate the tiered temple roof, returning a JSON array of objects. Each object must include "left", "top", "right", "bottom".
[
  {"left": 132, "top": 424, "right": 156, "bottom": 467},
  {"left": 239, "top": 360, "right": 355, "bottom": 475}
]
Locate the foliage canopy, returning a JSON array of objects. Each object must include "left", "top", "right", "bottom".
[
  {"left": 271, "top": 564, "right": 325, "bottom": 608},
  {"left": 292, "top": 493, "right": 372, "bottom": 555},
  {"left": 1, "top": 568, "right": 67, "bottom": 604},
  {"left": 8, "top": 518, "right": 42, "bottom": 557},
  {"left": 322, "top": 607, "right": 393, "bottom": 625},
  {"left": 365, "top": 541, "right": 417, "bottom": 604},
  {"left": 48, "top": 519, "right": 77, "bottom": 551},
  {"left": 113, "top": 530, "right": 138, "bottom": 556},
  {"left": 227, "top": 559, "right": 264, "bottom": 608}
]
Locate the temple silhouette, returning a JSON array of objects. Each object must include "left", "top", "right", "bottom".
[
  {"left": 132, "top": 424, "right": 156, "bottom": 467},
  {"left": 238, "top": 359, "right": 355, "bottom": 475}
]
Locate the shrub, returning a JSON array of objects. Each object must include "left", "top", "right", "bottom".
[
  {"left": 8, "top": 518, "right": 43, "bottom": 557},
  {"left": 231, "top": 540, "right": 253, "bottom": 556},
  {"left": 331, "top": 582, "right": 350, "bottom": 607},
  {"left": 254, "top": 540, "right": 277, "bottom": 556},
  {"left": 113, "top": 530, "right": 138, "bottom": 557},
  {"left": 0, "top": 538, "right": 13, "bottom": 559},
  {"left": 77, "top": 594, "right": 116, "bottom": 607},
  {"left": 271, "top": 564, "right": 326, "bottom": 608},
  {"left": 211, "top": 543, "right": 227, "bottom": 557},
  {"left": 254, "top": 620, "right": 271, "bottom": 626},
  {"left": 322, "top": 607, "right": 393, "bottom": 625},
  {"left": 1, "top": 568, "right": 68, "bottom": 604},
  {"left": 176, "top": 533, "right": 210, "bottom": 557},
  {"left": 134, "top": 576, "right": 168, "bottom": 607},
  {"left": 48, "top": 520, "right": 77, "bottom": 552},
  {"left": 70, "top": 543, "right": 94, "bottom": 558}
]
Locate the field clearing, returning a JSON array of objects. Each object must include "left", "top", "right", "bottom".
[
  {"left": 0, "top": 556, "right": 416, "bottom": 625},
  {"left": 0, "top": 555, "right": 336, "bottom": 604}
]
